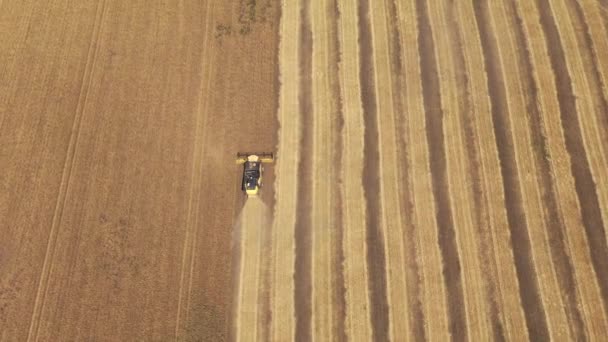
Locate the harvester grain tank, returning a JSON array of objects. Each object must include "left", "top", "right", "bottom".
[{"left": 235, "top": 152, "right": 274, "bottom": 196}]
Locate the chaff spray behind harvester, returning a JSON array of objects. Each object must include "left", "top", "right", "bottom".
[{"left": 235, "top": 152, "right": 274, "bottom": 196}]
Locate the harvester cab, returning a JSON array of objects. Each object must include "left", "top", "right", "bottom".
[{"left": 235, "top": 152, "right": 274, "bottom": 197}]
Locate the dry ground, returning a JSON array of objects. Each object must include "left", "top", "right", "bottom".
[
  {"left": 3, "top": 0, "right": 608, "bottom": 341},
  {"left": 234, "top": 0, "right": 608, "bottom": 341},
  {"left": 0, "top": 0, "right": 278, "bottom": 340}
]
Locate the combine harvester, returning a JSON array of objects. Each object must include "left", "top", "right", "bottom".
[{"left": 235, "top": 152, "right": 274, "bottom": 197}]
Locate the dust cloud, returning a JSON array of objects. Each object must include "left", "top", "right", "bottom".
[{"left": 231, "top": 197, "right": 271, "bottom": 341}]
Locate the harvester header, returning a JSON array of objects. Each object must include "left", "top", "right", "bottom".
[{"left": 235, "top": 152, "right": 274, "bottom": 164}]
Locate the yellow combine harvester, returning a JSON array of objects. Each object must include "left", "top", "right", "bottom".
[{"left": 235, "top": 152, "right": 274, "bottom": 196}]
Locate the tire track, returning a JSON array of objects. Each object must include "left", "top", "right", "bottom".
[
  {"left": 386, "top": 0, "right": 426, "bottom": 339},
  {"left": 176, "top": 2, "right": 216, "bottom": 338},
  {"left": 336, "top": 0, "right": 373, "bottom": 339},
  {"left": 416, "top": 0, "right": 466, "bottom": 339},
  {"left": 26, "top": 2, "right": 108, "bottom": 340},
  {"left": 536, "top": 0, "right": 608, "bottom": 321},
  {"left": 472, "top": 1, "right": 550, "bottom": 340},
  {"left": 175, "top": 4, "right": 213, "bottom": 339},
  {"left": 294, "top": 0, "right": 313, "bottom": 339},
  {"left": 457, "top": 1, "right": 530, "bottom": 340}
]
